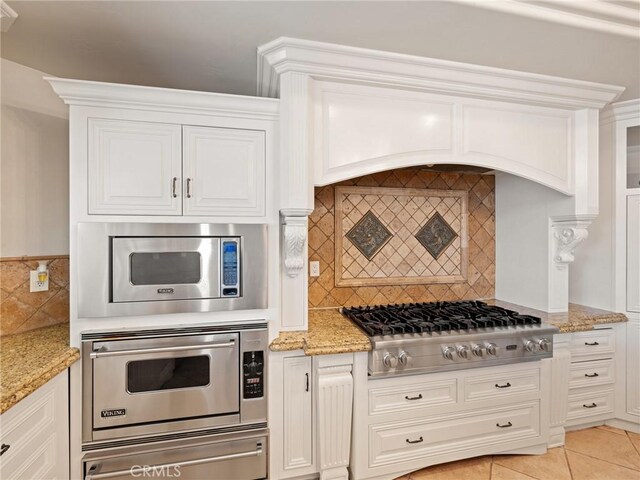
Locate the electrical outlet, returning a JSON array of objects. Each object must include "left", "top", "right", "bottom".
[
  {"left": 310, "top": 261, "right": 320, "bottom": 277},
  {"left": 30, "top": 270, "right": 49, "bottom": 292}
]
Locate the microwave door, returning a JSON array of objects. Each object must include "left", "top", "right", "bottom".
[{"left": 111, "top": 237, "right": 221, "bottom": 303}]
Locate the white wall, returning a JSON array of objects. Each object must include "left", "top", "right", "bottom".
[
  {"left": 496, "top": 173, "right": 575, "bottom": 311},
  {"left": 1, "top": 58, "right": 69, "bottom": 257}
]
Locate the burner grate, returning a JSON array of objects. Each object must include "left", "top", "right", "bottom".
[{"left": 342, "top": 300, "right": 541, "bottom": 337}]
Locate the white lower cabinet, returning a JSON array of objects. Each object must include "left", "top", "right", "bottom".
[
  {"left": 564, "top": 328, "right": 616, "bottom": 428},
  {"left": 351, "top": 359, "right": 550, "bottom": 480},
  {"left": 0, "top": 370, "right": 69, "bottom": 480},
  {"left": 282, "top": 356, "right": 313, "bottom": 471}
]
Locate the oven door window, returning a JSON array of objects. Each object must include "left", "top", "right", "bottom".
[
  {"left": 127, "top": 355, "right": 210, "bottom": 393},
  {"left": 130, "top": 252, "right": 201, "bottom": 285}
]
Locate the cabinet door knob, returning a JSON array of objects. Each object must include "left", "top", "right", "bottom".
[{"left": 0, "top": 444, "right": 10, "bottom": 456}]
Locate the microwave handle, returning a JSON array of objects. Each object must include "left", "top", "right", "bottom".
[
  {"left": 89, "top": 340, "right": 236, "bottom": 359},
  {"left": 85, "top": 443, "right": 263, "bottom": 480}
]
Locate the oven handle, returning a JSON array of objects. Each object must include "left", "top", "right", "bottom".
[
  {"left": 85, "top": 443, "right": 263, "bottom": 480},
  {"left": 89, "top": 340, "right": 236, "bottom": 359}
]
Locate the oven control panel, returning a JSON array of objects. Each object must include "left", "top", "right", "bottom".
[{"left": 243, "top": 351, "right": 264, "bottom": 399}]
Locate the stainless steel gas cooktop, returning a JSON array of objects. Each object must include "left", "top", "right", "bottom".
[{"left": 341, "top": 300, "right": 559, "bottom": 377}]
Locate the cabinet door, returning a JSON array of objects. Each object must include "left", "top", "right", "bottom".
[
  {"left": 88, "top": 119, "right": 182, "bottom": 215},
  {"left": 183, "top": 126, "right": 265, "bottom": 217},
  {"left": 283, "top": 356, "right": 313, "bottom": 471},
  {"left": 0, "top": 371, "right": 69, "bottom": 480},
  {"left": 628, "top": 195, "right": 640, "bottom": 313}
]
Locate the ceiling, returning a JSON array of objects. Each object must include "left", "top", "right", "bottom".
[{"left": 1, "top": 1, "right": 639, "bottom": 101}]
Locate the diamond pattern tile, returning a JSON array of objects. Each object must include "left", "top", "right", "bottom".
[
  {"left": 346, "top": 211, "right": 393, "bottom": 260},
  {"left": 307, "top": 168, "right": 495, "bottom": 308},
  {"left": 415, "top": 212, "right": 458, "bottom": 259}
]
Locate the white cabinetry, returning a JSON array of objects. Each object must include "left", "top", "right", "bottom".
[
  {"left": 282, "top": 355, "right": 313, "bottom": 471},
  {"left": 565, "top": 329, "right": 616, "bottom": 427},
  {"left": 628, "top": 195, "right": 640, "bottom": 313},
  {"left": 351, "top": 359, "right": 550, "bottom": 480},
  {"left": 88, "top": 119, "right": 182, "bottom": 215},
  {"left": 0, "top": 371, "right": 69, "bottom": 480},
  {"left": 183, "top": 126, "right": 265, "bottom": 217},
  {"left": 88, "top": 120, "right": 266, "bottom": 217}
]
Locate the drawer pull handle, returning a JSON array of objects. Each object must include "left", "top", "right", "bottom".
[
  {"left": 405, "top": 394, "right": 423, "bottom": 401},
  {"left": 0, "top": 444, "right": 9, "bottom": 456},
  {"left": 406, "top": 436, "right": 424, "bottom": 444},
  {"left": 583, "top": 403, "right": 598, "bottom": 409},
  {"left": 585, "top": 373, "right": 599, "bottom": 378},
  {"left": 495, "top": 382, "right": 512, "bottom": 389},
  {"left": 496, "top": 422, "right": 513, "bottom": 428},
  {"left": 585, "top": 341, "right": 600, "bottom": 346}
]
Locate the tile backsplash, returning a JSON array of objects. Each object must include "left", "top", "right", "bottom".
[
  {"left": 0, "top": 257, "right": 69, "bottom": 336},
  {"left": 308, "top": 168, "right": 495, "bottom": 308}
]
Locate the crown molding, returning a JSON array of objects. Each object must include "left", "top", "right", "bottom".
[
  {"left": 600, "top": 98, "right": 640, "bottom": 124},
  {"left": 451, "top": 0, "right": 640, "bottom": 39},
  {"left": 0, "top": 1, "right": 18, "bottom": 32},
  {"left": 45, "top": 76, "right": 279, "bottom": 120},
  {"left": 256, "top": 37, "right": 624, "bottom": 109}
]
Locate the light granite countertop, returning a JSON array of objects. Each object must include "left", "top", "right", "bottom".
[
  {"left": 270, "top": 300, "right": 627, "bottom": 355},
  {"left": 270, "top": 308, "right": 371, "bottom": 355},
  {"left": 488, "top": 299, "right": 628, "bottom": 333},
  {"left": 1, "top": 323, "right": 79, "bottom": 414}
]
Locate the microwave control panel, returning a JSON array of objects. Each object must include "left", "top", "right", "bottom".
[
  {"left": 242, "top": 351, "right": 264, "bottom": 399},
  {"left": 221, "top": 239, "right": 240, "bottom": 297}
]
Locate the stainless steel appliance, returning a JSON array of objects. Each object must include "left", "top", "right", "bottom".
[
  {"left": 82, "top": 323, "right": 267, "bottom": 443},
  {"left": 77, "top": 223, "right": 267, "bottom": 318},
  {"left": 83, "top": 430, "right": 267, "bottom": 480},
  {"left": 341, "top": 300, "right": 559, "bottom": 377}
]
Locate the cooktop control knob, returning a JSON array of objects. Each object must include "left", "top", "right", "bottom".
[
  {"left": 525, "top": 340, "right": 540, "bottom": 352},
  {"left": 537, "top": 338, "right": 551, "bottom": 352},
  {"left": 398, "top": 351, "right": 410, "bottom": 366},
  {"left": 485, "top": 343, "right": 499, "bottom": 356},
  {"left": 383, "top": 353, "right": 398, "bottom": 368},
  {"left": 457, "top": 345, "right": 470, "bottom": 359},
  {"left": 472, "top": 344, "right": 485, "bottom": 357},
  {"left": 442, "top": 346, "right": 456, "bottom": 360}
]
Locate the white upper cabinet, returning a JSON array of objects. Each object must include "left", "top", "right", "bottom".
[
  {"left": 183, "top": 126, "right": 265, "bottom": 217},
  {"left": 89, "top": 119, "right": 182, "bottom": 215}
]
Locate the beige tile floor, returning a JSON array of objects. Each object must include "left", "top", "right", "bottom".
[{"left": 395, "top": 426, "right": 640, "bottom": 480}]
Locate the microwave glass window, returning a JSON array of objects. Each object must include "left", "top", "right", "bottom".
[
  {"left": 127, "top": 356, "right": 210, "bottom": 393},
  {"left": 130, "top": 252, "right": 201, "bottom": 285}
]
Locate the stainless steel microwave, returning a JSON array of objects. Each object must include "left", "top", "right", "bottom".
[{"left": 77, "top": 223, "right": 267, "bottom": 318}]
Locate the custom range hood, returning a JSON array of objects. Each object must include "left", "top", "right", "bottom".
[{"left": 256, "top": 38, "right": 624, "bottom": 328}]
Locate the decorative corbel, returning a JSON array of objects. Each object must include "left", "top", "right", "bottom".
[
  {"left": 551, "top": 216, "right": 595, "bottom": 270},
  {"left": 281, "top": 209, "right": 311, "bottom": 278}
]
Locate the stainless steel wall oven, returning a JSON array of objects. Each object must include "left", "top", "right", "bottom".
[
  {"left": 81, "top": 323, "right": 268, "bottom": 479},
  {"left": 77, "top": 223, "right": 267, "bottom": 318}
]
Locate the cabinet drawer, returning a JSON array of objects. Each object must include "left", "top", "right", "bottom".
[
  {"left": 569, "top": 329, "right": 615, "bottom": 359},
  {"left": 569, "top": 359, "right": 615, "bottom": 390},
  {"left": 464, "top": 368, "right": 539, "bottom": 402},
  {"left": 566, "top": 389, "right": 614, "bottom": 421},
  {"left": 369, "top": 379, "right": 457, "bottom": 415},
  {"left": 369, "top": 401, "right": 540, "bottom": 467}
]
